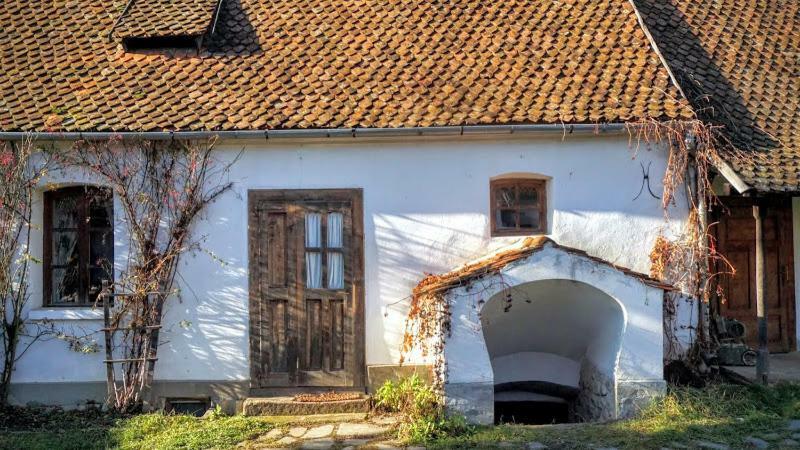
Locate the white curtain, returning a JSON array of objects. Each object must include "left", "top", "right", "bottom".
[
  {"left": 305, "top": 213, "right": 321, "bottom": 247},
  {"left": 305, "top": 213, "right": 322, "bottom": 288},
  {"left": 328, "top": 252, "right": 344, "bottom": 289},
  {"left": 305, "top": 252, "right": 322, "bottom": 288},
  {"left": 327, "top": 212, "right": 343, "bottom": 248}
]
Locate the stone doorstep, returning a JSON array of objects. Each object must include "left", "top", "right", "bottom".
[{"left": 243, "top": 396, "right": 371, "bottom": 416}]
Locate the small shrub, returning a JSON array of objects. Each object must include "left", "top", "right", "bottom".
[{"left": 374, "top": 374, "right": 472, "bottom": 442}]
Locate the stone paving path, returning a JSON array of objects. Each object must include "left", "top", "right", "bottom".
[
  {"left": 239, "top": 415, "right": 421, "bottom": 450},
  {"left": 242, "top": 417, "right": 800, "bottom": 449}
]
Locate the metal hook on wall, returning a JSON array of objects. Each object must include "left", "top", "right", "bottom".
[{"left": 633, "top": 161, "right": 661, "bottom": 201}]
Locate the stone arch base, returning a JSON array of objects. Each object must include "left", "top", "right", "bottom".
[{"left": 441, "top": 242, "right": 667, "bottom": 425}]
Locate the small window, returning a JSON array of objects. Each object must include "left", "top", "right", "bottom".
[
  {"left": 490, "top": 179, "right": 547, "bottom": 236},
  {"left": 44, "top": 186, "right": 114, "bottom": 306},
  {"left": 164, "top": 397, "right": 210, "bottom": 417}
]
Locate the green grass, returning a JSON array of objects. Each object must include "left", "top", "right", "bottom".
[
  {"left": 427, "top": 383, "right": 800, "bottom": 449},
  {"left": 3, "top": 384, "right": 800, "bottom": 449},
  {"left": 0, "top": 410, "right": 273, "bottom": 450}
]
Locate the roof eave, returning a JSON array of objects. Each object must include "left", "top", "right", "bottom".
[{"left": 0, "top": 123, "right": 631, "bottom": 141}]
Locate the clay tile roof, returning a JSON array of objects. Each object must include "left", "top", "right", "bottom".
[
  {"left": 413, "top": 236, "right": 673, "bottom": 298},
  {"left": 0, "top": 0, "right": 692, "bottom": 133},
  {"left": 112, "top": 0, "right": 222, "bottom": 39},
  {"left": 635, "top": 0, "right": 800, "bottom": 192}
]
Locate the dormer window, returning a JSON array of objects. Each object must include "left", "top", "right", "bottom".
[
  {"left": 109, "top": 0, "right": 223, "bottom": 53},
  {"left": 122, "top": 35, "right": 202, "bottom": 52}
]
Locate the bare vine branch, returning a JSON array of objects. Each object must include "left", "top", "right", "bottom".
[{"left": 59, "top": 137, "right": 237, "bottom": 411}]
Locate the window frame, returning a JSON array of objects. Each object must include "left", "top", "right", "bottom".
[
  {"left": 490, "top": 178, "right": 548, "bottom": 237},
  {"left": 43, "top": 186, "right": 114, "bottom": 307}
]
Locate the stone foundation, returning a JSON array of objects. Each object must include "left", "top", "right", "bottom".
[
  {"left": 444, "top": 381, "right": 494, "bottom": 425},
  {"left": 571, "top": 360, "right": 615, "bottom": 422},
  {"left": 9, "top": 380, "right": 249, "bottom": 414}
]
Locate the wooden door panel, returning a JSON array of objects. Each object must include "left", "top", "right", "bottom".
[
  {"left": 723, "top": 250, "right": 751, "bottom": 313},
  {"left": 330, "top": 298, "right": 345, "bottom": 371},
  {"left": 249, "top": 189, "right": 365, "bottom": 389},
  {"left": 714, "top": 197, "right": 795, "bottom": 353},
  {"left": 304, "top": 299, "right": 324, "bottom": 371},
  {"left": 266, "top": 300, "right": 289, "bottom": 372},
  {"left": 250, "top": 205, "right": 296, "bottom": 386}
]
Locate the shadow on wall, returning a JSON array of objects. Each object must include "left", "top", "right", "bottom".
[
  {"left": 153, "top": 213, "right": 250, "bottom": 382},
  {"left": 480, "top": 279, "right": 625, "bottom": 423},
  {"left": 372, "top": 212, "right": 499, "bottom": 363}
]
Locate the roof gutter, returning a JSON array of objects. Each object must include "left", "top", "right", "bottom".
[{"left": 0, "top": 123, "right": 628, "bottom": 141}]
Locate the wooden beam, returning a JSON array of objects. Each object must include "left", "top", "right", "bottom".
[{"left": 753, "top": 203, "right": 770, "bottom": 384}]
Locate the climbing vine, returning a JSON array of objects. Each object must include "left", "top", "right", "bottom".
[
  {"left": 58, "top": 137, "right": 236, "bottom": 411},
  {"left": 0, "top": 138, "right": 48, "bottom": 406},
  {"left": 401, "top": 115, "right": 766, "bottom": 381}
]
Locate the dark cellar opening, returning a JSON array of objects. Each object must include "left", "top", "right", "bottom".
[{"left": 494, "top": 400, "right": 570, "bottom": 425}]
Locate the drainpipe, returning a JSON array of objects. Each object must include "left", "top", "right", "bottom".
[
  {"left": 753, "top": 199, "right": 769, "bottom": 384},
  {"left": 693, "top": 162, "right": 711, "bottom": 350},
  {"left": 686, "top": 133, "right": 711, "bottom": 351}
]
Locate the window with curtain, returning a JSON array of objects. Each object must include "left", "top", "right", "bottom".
[
  {"left": 44, "top": 186, "right": 114, "bottom": 306},
  {"left": 305, "top": 211, "right": 344, "bottom": 290}
]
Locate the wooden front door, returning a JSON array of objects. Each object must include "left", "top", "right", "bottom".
[
  {"left": 248, "top": 189, "right": 365, "bottom": 388},
  {"left": 714, "top": 197, "right": 795, "bottom": 352}
]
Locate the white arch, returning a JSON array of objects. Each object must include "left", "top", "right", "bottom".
[{"left": 442, "top": 242, "right": 665, "bottom": 424}]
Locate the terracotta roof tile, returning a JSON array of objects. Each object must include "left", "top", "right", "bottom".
[
  {"left": 636, "top": 0, "right": 800, "bottom": 192},
  {"left": 0, "top": 0, "right": 692, "bottom": 133},
  {"left": 112, "top": 0, "right": 222, "bottom": 39},
  {"left": 413, "top": 236, "right": 673, "bottom": 298}
]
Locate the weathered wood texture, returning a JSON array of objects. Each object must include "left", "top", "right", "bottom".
[
  {"left": 714, "top": 196, "right": 795, "bottom": 353},
  {"left": 248, "top": 189, "right": 365, "bottom": 389}
]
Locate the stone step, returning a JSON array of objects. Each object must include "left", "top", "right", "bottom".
[{"left": 243, "top": 395, "right": 371, "bottom": 416}]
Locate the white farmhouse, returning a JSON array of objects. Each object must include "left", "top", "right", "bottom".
[{"left": 0, "top": 0, "right": 797, "bottom": 424}]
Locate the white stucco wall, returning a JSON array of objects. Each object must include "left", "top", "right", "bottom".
[{"left": 10, "top": 133, "right": 688, "bottom": 386}]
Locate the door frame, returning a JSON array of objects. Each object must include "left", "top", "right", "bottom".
[{"left": 247, "top": 188, "right": 366, "bottom": 390}]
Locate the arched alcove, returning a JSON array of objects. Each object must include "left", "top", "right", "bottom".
[
  {"left": 480, "top": 279, "right": 625, "bottom": 423},
  {"left": 439, "top": 238, "right": 666, "bottom": 425}
]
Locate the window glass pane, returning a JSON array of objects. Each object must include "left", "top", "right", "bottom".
[
  {"left": 53, "top": 194, "right": 80, "bottom": 228},
  {"left": 53, "top": 231, "right": 79, "bottom": 266},
  {"left": 497, "top": 209, "right": 517, "bottom": 229},
  {"left": 305, "top": 252, "right": 322, "bottom": 288},
  {"left": 89, "top": 193, "right": 113, "bottom": 227},
  {"left": 327, "top": 212, "right": 343, "bottom": 248},
  {"left": 89, "top": 267, "right": 112, "bottom": 303},
  {"left": 495, "top": 186, "right": 516, "bottom": 208},
  {"left": 52, "top": 267, "right": 80, "bottom": 304},
  {"left": 327, "top": 252, "right": 344, "bottom": 289},
  {"left": 519, "top": 185, "right": 540, "bottom": 206},
  {"left": 305, "top": 213, "right": 321, "bottom": 248},
  {"left": 519, "top": 208, "right": 540, "bottom": 229},
  {"left": 90, "top": 229, "right": 113, "bottom": 267}
]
